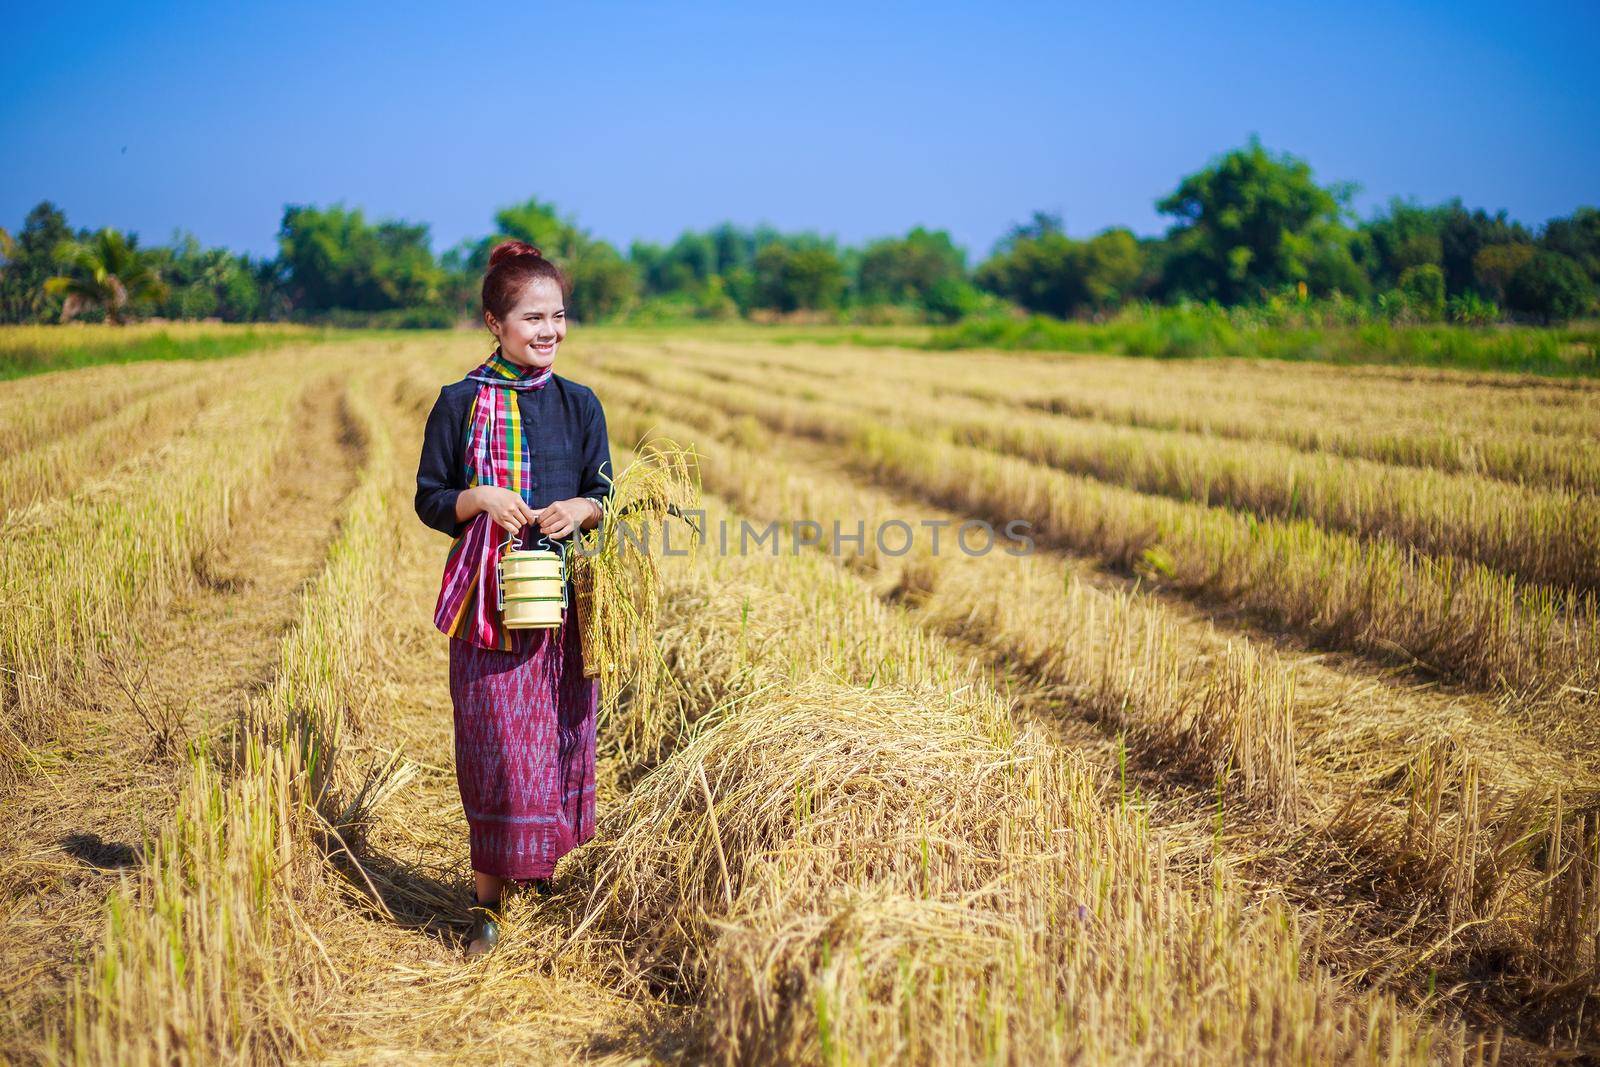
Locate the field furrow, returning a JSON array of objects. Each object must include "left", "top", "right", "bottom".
[
  {"left": 57, "top": 356, "right": 413, "bottom": 1063},
  {"left": 0, "top": 361, "right": 308, "bottom": 765},
  {"left": 0, "top": 372, "right": 367, "bottom": 1059},
  {"left": 6, "top": 331, "right": 1596, "bottom": 1064},
  {"left": 673, "top": 336, "right": 1600, "bottom": 440}
]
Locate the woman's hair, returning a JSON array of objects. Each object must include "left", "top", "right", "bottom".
[{"left": 482, "top": 240, "right": 569, "bottom": 322}]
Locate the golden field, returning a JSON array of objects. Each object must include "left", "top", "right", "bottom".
[{"left": 0, "top": 326, "right": 1597, "bottom": 1065}]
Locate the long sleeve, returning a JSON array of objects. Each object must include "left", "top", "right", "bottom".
[
  {"left": 578, "top": 392, "right": 614, "bottom": 515},
  {"left": 415, "top": 387, "right": 466, "bottom": 538}
]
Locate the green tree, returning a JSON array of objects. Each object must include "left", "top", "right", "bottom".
[
  {"left": 1471, "top": 244, "right": 1535, "bottom": 304},
  {"left": 1440, "top": 202, "right": 1531, "bottom": 297},
  {"left": 692, "top": 274, "right": 740, "bottom": 320},
  {"left": 1156, "top": 138, "right": 1359, "bottom": 303},
  {"left": 922, "top": 276, "right": 985, "bottom": 322},
  {"left": 975, "top": 224, "right": 1145, "bottom": 317},
  {"left": 753, "top": 242, "right": 845, "bottom": 311},
  {"left": 722, "top": 264, "right": 757, "bottom": 312},
  {"left": 710, "top": 223, "right": 770, "bottom": 277},
  {"left": 1079, "top": 228, "right": 1143, "bottom": 309},
  {"left": 975, "top": 230, "right": 1081, "bottom": 316},
  {"left": 628, "top": 240, "right": 672, "bottom": 295},
  {"left": 1541, "top": 207, "right": 1600, "bottom": 286},
  {"left": 569, "top": 241, "right": 638, "bottom": 321},
  {"left": 1358, "top": 200, "right": 1445, "bottom": 289},
  {"left": 278, "top": 203, "right": 443, "bottom": 312},
  {"left": 630, "top": 222, "right": 787, "bottom": 309},
  {"left": 1504, "top": 251, "right": 1593, "bottom": 323},
  {"left": 151, "top": 232, "right": 268, "bottom": 321},
  {"left": 996, "top": 211, "right": 1065, "bottom": 250},
  {"left": 45, "top": 228, "right": 169, "bottom": 324},
  {"left": 490, "top": 198, "right": 583, "bottom": 261},
  {"left": 630, "top": 233, "right": 712, "bottom": 295},
  {"left": 1359, "top": 198, "right": 1530, "bottom": 298},
  {"left": 856, "top": 227, "right": 966, "bottom": 308},
  {"left": 0, "top": 201, "right": 74, "bottom": 323},
  {"left": 473, "top": 197, "right": 638, "bottom": 321},
  {"left": 1394, "top": 234, "right": 1443, "bottom": 271}
]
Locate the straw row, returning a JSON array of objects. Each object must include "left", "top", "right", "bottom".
[
  {"left": 565, "top": 480, "right": 1445, "bottom": 1064},
  {"left": 589, "top": 358, "right": 1600, "bottom": 712},
  {"left": 0, "top": 359, "right": 197, "bottom": 459},
  {"left": 631, "top": 353, "right": 1600, "bottom": 596},
  {"left": 0, "top": 352, "right": 327, "bottom": 773},
  {"left": 0, "top": 367, "right": 233, "bottom": 517},
  {"left": 598, "top": 376, "right": 1598, "bottom": 1025},
  {"left": 59, "top": 370, "right": 412, "bottom": 1065},
  {"left": 628, "top": 338, "right": 1600, "bottom": 493}
]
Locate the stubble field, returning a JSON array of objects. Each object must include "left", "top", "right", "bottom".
[{"left": 1, "top": 327, "right": 1597, "bottom": 1064}]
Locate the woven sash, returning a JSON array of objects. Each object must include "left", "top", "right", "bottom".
[{"left": 433, "top": 349, "right": 553, "bottom": 649}]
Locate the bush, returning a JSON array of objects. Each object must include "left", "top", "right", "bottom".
[
  {"left": 1504, "top": 251, "right": 1594, "bottom": 323},
  {"left": 920, "top": 301, "right": 1598, "bottom": 375},
  {"left": 1447, "top": 292, "right": 1499, "bottom": 326},
  {"left": 1398, "top": 264, "right": 1446, "bottom": 321},
  {"left": 693, "top": 275, "right": 740, "bottom": 321},
  {"left": 616, "top": 293, "right": 701, "bottom": 326},
  {"left": 922, "top": 278, "right": 986, "bottom": 323}
]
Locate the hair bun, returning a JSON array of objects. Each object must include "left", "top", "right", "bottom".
[{"left": 488, "top": 240, "right": 544, "bottom": 267}]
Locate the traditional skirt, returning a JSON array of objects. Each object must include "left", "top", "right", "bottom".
[{"left": 448, "top": 612, "right": 597, "bottom": 879}]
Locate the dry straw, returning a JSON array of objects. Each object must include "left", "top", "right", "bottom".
[
  {"left": 590, "top": 365, "right": 1600, "bottom": 1042},
  {"left": 641, "top": 335, "right": 1600, "bottom": 493},
  {"left": 558, "top": 514, "right": 1442, "bottom": 1064},
  {"left": 568, "top": 436, "right": 703, "bottom": 763},
  {"left": 58, "top": 368, "right": 414, "bottom": 1064},
  {"left": 596, "top": 358, "right": 1600, "bottom": 709}
]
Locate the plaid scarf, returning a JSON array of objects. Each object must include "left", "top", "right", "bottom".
[{"left": 433, "top": 348, "right": 555, "bottom": 649}]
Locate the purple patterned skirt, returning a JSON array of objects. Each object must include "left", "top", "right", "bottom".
[{"left": 448, "top": 614, "right": 597, "bottom": 879}]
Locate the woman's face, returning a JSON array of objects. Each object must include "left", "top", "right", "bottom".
[{"left": 486, "top": 277, "right": 567, "bottom": 369}]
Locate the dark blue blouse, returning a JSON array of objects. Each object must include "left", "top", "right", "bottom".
[{"left": 413, "top": 373, "right": 614, "bottom": 541}]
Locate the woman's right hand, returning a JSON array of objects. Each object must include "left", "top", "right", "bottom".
[{"left": 464, "top": 485, "right": 540, "bottom": 535}]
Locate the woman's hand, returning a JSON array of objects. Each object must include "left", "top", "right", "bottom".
[
  {"left": 532, "top": 497, "right": 600, "bottom": 541},
  {"left": 460, "top": 485, "right": 540, "bottom": 535}
]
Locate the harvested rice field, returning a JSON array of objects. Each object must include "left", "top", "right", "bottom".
[{"left": 2, "top": 328, "right": 1597, "bottom": 1065}]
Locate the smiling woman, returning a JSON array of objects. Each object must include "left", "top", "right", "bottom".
[{"left": 412, "top": 239, "right": 615, "bottom": 959}]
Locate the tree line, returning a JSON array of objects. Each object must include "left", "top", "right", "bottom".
[{"left": 2, "top": 138, "right": 1595, "bottom": 328}]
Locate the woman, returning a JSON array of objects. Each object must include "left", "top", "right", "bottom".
[{"left": 413, "top": 240, "right": 613, "bottom": 958}]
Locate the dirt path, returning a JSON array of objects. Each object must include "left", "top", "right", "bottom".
[{"left": 0, "top": 378, "right": 364, "bottom": 1058}]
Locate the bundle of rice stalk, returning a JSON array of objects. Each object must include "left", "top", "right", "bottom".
[
  {"left": 562, "top": 676, "right": 1437, "bottom": 1064},
  {"left": 563, "top": 679, "right": 1054, "bottom": 992},
  {"left": 568, "top": 437, "right": 702, "bottom": 758}
]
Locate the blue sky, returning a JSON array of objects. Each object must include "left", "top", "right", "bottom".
[{"left": 3, "top": 1, "right": 1596, "bottom": 262}]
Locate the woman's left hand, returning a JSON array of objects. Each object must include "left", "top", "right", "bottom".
[{"left": 531, "top": 497, "right": 597, "bottom": 540}]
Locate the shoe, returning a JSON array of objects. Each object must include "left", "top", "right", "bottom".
[
  {"left": 464, "top": 899, "right": 502, "bottom": 959},
  {"left": 513, "top": 877, "right": 555, "bottom": 899}
]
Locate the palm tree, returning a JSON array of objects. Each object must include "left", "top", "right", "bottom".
[{"left": 45, "top": 228, "right": 168, "bottom": 324}]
